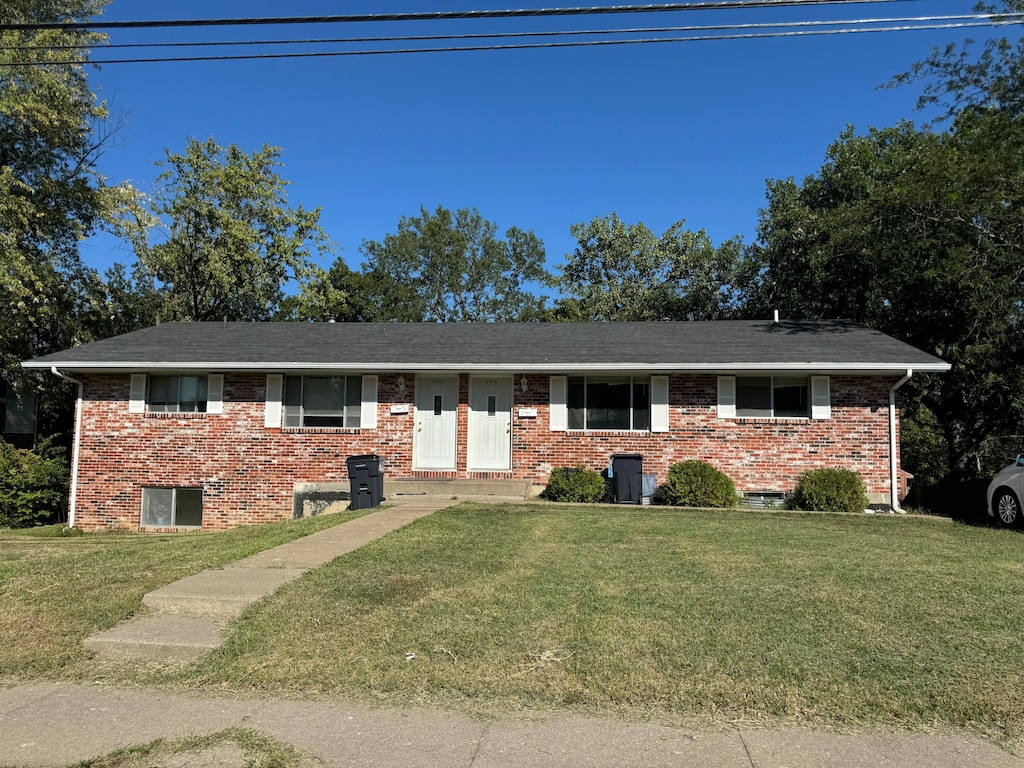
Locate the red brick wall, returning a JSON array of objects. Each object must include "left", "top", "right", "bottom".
[
  {"left": 72, "top": 372, "right": 898, "bottom": 530},
  {"left": 512, "top": 374, "right": 897, "bottom": 498}
]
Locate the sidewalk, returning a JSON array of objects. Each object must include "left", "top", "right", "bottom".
[
  {"left": 85, "top": 499, "right": 456, "bottom": 662},
  {"left": 1, "top": 681, "right": 1020, "bottom": 768}
]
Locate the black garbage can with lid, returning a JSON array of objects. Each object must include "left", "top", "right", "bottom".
[
  {"left": 610, "top": 453, "right": 643, "bottom": 504},
  {"left": 346, "top": 454, "right": 384, "bottom": 510}
]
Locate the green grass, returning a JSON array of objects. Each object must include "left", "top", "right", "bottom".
[
  {"left": 174, "top": 503, "right": 1024, "bottom": 738},
  {"left": 4, "top": 502, "right": 1024, "bottom": 740},
  {"left": 0, "top": 511, "right": 363, "bottom": 678}
]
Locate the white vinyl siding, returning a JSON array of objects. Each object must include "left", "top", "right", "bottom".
[
  {"left": 811, "top": 375, "right": 831, "bottom": 420},
  {"left": 206, "top": 374, "right": 224, "bottom": 414},
  {"left": 264, "top": 374, "right": 283, "bottom": 428},
  {"left": 360, "top": 375, "right": 379, "bottom": 429},
  {"left": 129, "top": 374, "right": 147, "bottom": 414},
  {"left": 549, "top": 375, "right": 567, "bottom": 431},
  {"left": 717, "top": 376, "right": 736, "bottom": 419},
  {"left": 650, "top": 375, "right": 670, "bottom": 432}
]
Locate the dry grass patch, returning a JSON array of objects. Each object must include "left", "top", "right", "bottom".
[
  {"left": 0, "top": 513, "right": 362, "bottom": 679},
  {"left": 180, "top": 504, "right": 1024, "bottom": 740}
]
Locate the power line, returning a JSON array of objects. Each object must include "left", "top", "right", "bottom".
[
  {"left": 0, "top": 0, "right": 928, "bottom": 31},
  {"left": 2, "top": 13, "right": 1006, "bottom": 53},
  {"left": 4, "top": 19, "right": 1015, "bottom": 67}
]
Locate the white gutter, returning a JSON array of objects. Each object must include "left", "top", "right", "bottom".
[
  {"left": 889, "top": 369, "right": 913, "bottom": 514},
  {"left": 50, "top": 367, "right": 83, "bottom": 528},
  {"left": 22, "top": 361, "right": 953, "bottom": 374}
]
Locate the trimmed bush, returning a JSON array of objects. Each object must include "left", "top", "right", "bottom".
[
  {"left": 662, "top": 460, "right": 738, "bottom": 508},
  {"left": 788, "top": 467, "right": 869, "bottom": 514},
  {"left": 0, "top": 437, "right": 69, "bottom": 528},
  {"left": 545, "top": 465, "right": 607, "bottom": 503}
]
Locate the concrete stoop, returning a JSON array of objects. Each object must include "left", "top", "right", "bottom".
[
  {"left": 385, "top": 477, "right": 536, "bottom": 499},
  {"left": 142, "top": 568, "right": 308, "bottom": 617},
  {"left": 85, "top": 615, "right": 224, "bottom": 663}
]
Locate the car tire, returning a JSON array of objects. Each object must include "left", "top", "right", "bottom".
[{"left": 993, "top": 488, "right": 1023, "bottom": 528}]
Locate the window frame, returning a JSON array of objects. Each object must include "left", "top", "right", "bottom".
[
  {"left": 566, "top": 375, "right": 651, "bottom": 431},
  {"left": 141, "top": 486, "right": 203, "bottom": 528},
  {"left": 283, "top": 375, "right": 363, "bottom": 429},
  {"left": 735, "top": 375, "right": 810, "bottom": 419},
  {"left": 147, "top": 374, "right": 209, "bottom": 414}
]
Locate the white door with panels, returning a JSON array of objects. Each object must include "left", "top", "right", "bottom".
[
  {"left": 468, "top": 377, "right": 512, "bottom": 471},
  {"left": 414, "top": 375, "right": 459, "bottom": 469}
]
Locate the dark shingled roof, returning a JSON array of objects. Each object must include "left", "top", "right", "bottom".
[{"left": 23, "top": 320, "right": 949, "bottom": 373}]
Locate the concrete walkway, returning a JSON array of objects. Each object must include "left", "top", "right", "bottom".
[
  {"left": 1, "top": 682, "right": 1021, "bottom": 768},
  {"left": 85, "top": 500, "right": 453, "bottom": 663}
]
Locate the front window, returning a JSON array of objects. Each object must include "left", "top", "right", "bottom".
[
  {"left": 148, "top": 375, "right": 208, "bottom": 413},
  {"left": 736, "top": 376, "right": 809, "bottom": 418},
  {"left": 141, "top": 487, "right": 203, "bottom": 527},
  {"left": 284, "top": 375, "right": 362, "bottom": 428},
  {"left": 568, "top": 376, "right": 650, "bottom": 430}
]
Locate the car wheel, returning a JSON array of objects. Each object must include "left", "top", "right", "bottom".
[{"left": 994, "top": 488, "right": 1022, "bottom": 528}]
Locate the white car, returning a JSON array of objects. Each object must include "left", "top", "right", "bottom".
[{"left": 987, "top": 458, "right": 1024, "bottom": 527}]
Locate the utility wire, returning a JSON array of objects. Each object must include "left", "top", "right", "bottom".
[
  {"left": 2, "top": 13, "right": 1006, "bottom": 52},
  {"left": 1, "top": 0, "right": 929, "bottom": 31},
  {"left": 4, "top": 19, "right": 1015, "bottom": 66}
]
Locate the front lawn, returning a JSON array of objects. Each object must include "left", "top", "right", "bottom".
[
  {"left": 0, "top": 512, "right": 362, "bottom": 678},
  {"left": 181, "top": 504, "right": 1024, "bottom": 738}
]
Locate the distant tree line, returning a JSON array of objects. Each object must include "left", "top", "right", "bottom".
[{"left": 2, "top": 0, "right": 1023, "bottom": 488}]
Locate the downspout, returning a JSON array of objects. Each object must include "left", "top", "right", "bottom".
[
  {"left": 51, "top": 367, "right": 83, "bottom": 528},
  {"left": 889, "top": 369, "right": 913, "bottom": 514}
]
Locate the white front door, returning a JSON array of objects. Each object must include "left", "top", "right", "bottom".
[
  {"left": 414, "top": 375, "right": 458, "bottom": 469},
  {"left": 468, "top": 377, "right": 512, "bottom": 471}
]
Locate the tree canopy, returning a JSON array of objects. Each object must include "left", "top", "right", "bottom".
[
  {"left": 119, "top": 137, "right": 331, "bottom": 322},
  {"left": 555, "top": 213, "right": 751, "bottom": 321},
  {"left": 354, "top": 206, "right": 550, "bottom": 322},
  {"left": 0, "top": 0, "right": 112, "bottom": 377}
]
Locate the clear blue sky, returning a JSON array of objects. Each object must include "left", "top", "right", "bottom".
[{"left": 81, "top": 1, "right": 1002, "bottom": 279}]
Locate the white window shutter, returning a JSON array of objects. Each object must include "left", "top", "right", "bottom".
[
  {"left": 651, "top": 375, "right": 670, "bottom": 432},
  {"left": 811, "top": 375, "right": 831, "bottom": 420},
  {"left": 717, "top": 376, "right": 736, "bottom": 418},
  {"left": 128, "top": 374, "right": 146, "bottom": 414},
  {"left": 361, "top": 375, "right": 378, "bottom": 429},
  {"left": 207, "top": 374, "right": 224, "bottom": 414},
  {"left": 549, "top": 375, "right": 567, "bottom": 431},
  {"left": 264, "top": 374, "right": 283, "bottom": 428}
]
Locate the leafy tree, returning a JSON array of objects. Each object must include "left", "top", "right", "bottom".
[
  {"left": 889, "top": 1, "right": 1024, "bottom": 121},
  {"left": 358, "top": 206, "right": 550, "bottom": 322},
  {"left": 279, "top": 259, "right": 423, "bottom": 323},
  {"left": 749, "top": 113, "right": 1024, "bottom": 477},
  {"left": 119, "top": 138, "right": 331, "bottom": 322},
  {"left": 555, "top": 213, "right": 751, "bottom": 321},
  {"left": 0, "top": 0, "right": 115, "bottom": 436}
]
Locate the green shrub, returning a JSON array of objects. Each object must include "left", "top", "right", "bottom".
[
  {"left": 662, "top": 460, "right": 738, "bottom": 508},
  {"left": 0, "top": 437, "right": 70, "bottom": 528},
  {"left": 788, "top": 467, "right": 869, "bottom": 514},
  {"left": 546, "top": 465, "right": 607, "bottom": 503}
]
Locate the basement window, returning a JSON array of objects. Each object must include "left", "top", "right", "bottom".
[{"left": 141, "top": 487, "right": 203, "bottom": 528}]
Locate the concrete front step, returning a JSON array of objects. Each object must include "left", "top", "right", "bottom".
[
  {"left": 142, "top": 568, "right": 307, "bottom": 617},
  {"left": 85, "top": 616, "right": 223, "bottom": 663},
  {"left": 385, "top": 477, "right": 535, "bottom": 499}
]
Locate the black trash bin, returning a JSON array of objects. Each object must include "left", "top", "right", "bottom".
[
  {"left": 346, "top": 454, "right": 384, "bottom": 510},
  {"left": 610, "top": 453, "right": 643, "bottom": 504}
]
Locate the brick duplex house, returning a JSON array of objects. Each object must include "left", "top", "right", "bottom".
[{"left": 23, "top": 320, "right": 949, "bottom": 531}]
